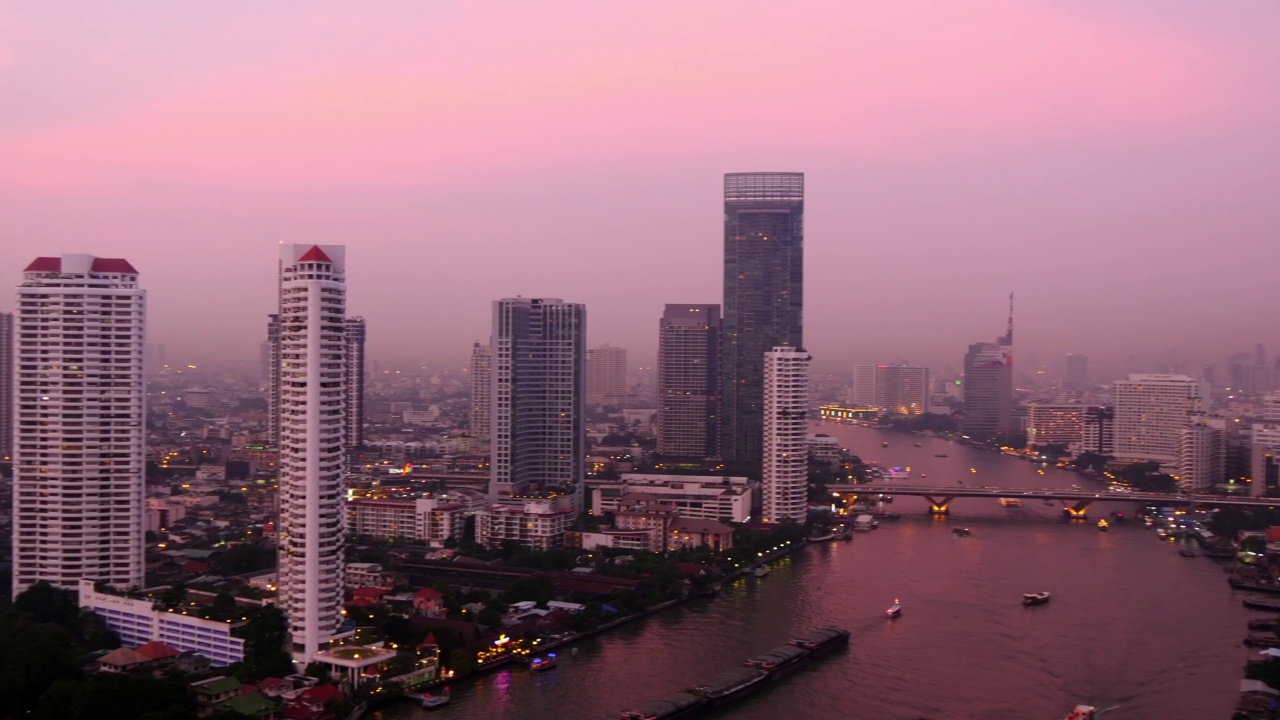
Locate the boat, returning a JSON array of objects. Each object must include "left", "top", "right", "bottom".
[
  {"left": 743, "top": 644, "right": 809, "bottom": 679},
  {"left": 885, "top": 599, "right": 902, "bottom": 618},
  {"left": 619, "top": 692, "right": 706, "bottom": 720},
  {"left": 1000, "top": 498, "right": 1022, "bottom": 508},
  {"left": 1097, "top": 519, "right": 1109, "bottom": 532},
  {"left": 1060, "top": 706, "right": 1095, "bottom": 720},
  {"left": 934, "top": 453, "right": 948, "bottom": 458},
  {"left": 788, "top": 626, "right": 850, "bottom": 657},
  {"left": 1243, "top": 597, "right": 1280, "bottom": 611},
  {"left": 1248, "top": 618, "right": 1277, "bottom": 630},
  {"left": 1022, "top": 591, "right": 1051, "bottom": 606},
  {"left": 806, "top": 532, "right": 836, "bottom": 543},
  {"left": 876, "top": 512, "right": 901, "bottom": 521},
  {"left": 1178, "top": 548, "right": 1197, "bottom": 558},
  {"left": 530, "top": 653, "right": 558, "bottom": 671},
  {"left": 913, "top": 442, "right": 923, "bottom": 447},
  {"left": 688, "top": 667, "right": 768, "bottom": 708},
  {"left": 1245, "top": 634, "right": 1280, "bottom": 649},
  {"left": 1230, "top": 578, "right": 1280, "bottom": 595},
  {"left": 420, "top": 690, "right": 451, "bottom": 709},
  {"left": 881, "top": 442, "right": 889, "bottom": 448},
  {"left": 952, "top": 527, "right": 971, "bottom": 537},
  {"left": 752, "top": 565, "right": 769, "bottom": 578},
  {"left": 854, "top": 514, "right": 875, "bottom": 531}
]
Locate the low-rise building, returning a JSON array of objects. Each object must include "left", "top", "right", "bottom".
[
  {"left": 569, "top": 526, "right": 664, "bottom": 552},
  {"left": 476, "top": 500, "right": 573, "bottom": 550},
  {"left": 668, "top": 517, "right": 734, "bottom": 552},
  {"left": 592, "top": 473, "right": 754, "bottom": 522},
  {"left": 79, "top": 580, "right": 246, "bottom": 667},
  {"left": 345, "top": 496, "right": 469, "bottom": 546},
  {"left": 345, "top": 563, "right": 386, "bottom": 590}
]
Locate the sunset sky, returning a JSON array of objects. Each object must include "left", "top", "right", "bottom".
[{"left": 2, "top": 1, "right": 1278, "bottom": 376}]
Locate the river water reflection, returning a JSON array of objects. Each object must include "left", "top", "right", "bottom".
[{"left": 382, "top": 423, "right": 1250, "bottom": 720}]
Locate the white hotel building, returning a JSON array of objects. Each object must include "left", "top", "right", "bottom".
[
  {"left": 762, "top": 346, "right": 811, "bottom": 523},
  {"left": 12, "top": 255, "right": 146, "bottom": 596},
  {"left": 276, "top": 245, "right": 348, "bottom": 661},
  {"left": 1113, "top": 374, "right": 1208, "bottom": 470}
]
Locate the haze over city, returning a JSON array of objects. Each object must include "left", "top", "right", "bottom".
[{"left": 2, "top": 1, "right": 1278, "bottom": 375}]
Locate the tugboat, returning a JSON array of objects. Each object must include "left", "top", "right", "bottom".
[
  {"left": 884, "top": 599, "right": 902, "bottom": 618},
  {"left": 1060, "top": 705, "right": 1096, "bottom": 720},
  {"left": 952, "top": 527, "right": 971, "bottom": 537},
  {"left": 1022, "top": 591, "right": 1051, "bottom": 606},
  {"left": 1097, "top": 518, "right": 1109, "bottom": 532},
  {"left": 530, "top": 653, "right": 558, "bottom": 672}
]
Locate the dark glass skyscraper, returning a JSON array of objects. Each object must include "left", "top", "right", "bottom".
[
  {"left": 658, "top": 304, "right": 721, "bottom": 459},
  {"left": 720, "top": 172, "right": 804, "bottom": 467}
]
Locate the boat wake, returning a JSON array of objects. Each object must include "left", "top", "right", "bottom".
[{"left": 1094, "top": 704, "right": 1123, "bottom": 716}]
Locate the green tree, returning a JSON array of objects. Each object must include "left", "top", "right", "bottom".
[
  {"left": 237, "top": 605, "right": 293, "bottom": 681},
  {"left": 13, "top": 581, "right": 81, "bottom": 627}
]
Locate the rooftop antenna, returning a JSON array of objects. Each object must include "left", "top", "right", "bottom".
[{"left": 1005, "top": 292, "right": 1014, "bottom": 345}]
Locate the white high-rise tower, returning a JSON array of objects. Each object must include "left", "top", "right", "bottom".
[
  {"left": 12, "top": 255, "right": 146, "bottom": 596},
  {"left": 762, "top": 346, "right": 810, "bottom": 523},
  {"left": 276, "top": 245, "right": 347, "bottom": 661},
  {"left": 470, "top": 342, "right": 492, "bottom": 442}
]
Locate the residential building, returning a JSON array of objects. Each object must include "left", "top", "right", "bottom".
[
  {"left": 657, "top": 304, "right": 720, "bottom": 459},
  {"left": 586, "top": 343, "right": 627, "bottom": 406},
  {"left": 264, "top": 314, "right": 281, "bottom": 448},
  {"left": 0, "top": 310, "right": 12, "bottom": 460},
  {"left": 762, "top": 346, "right": 810, "bottom": 523},
  {"left": 850, "top": 364, "right": 878, "bottom": 407},
  {"left": 476, "top": 500, "right": 573, "bottom": 550},
  {"left": 571, "top": 527, "right": 663, "bottom": 552},
  {"left": 1179, "top": 418, "right": 1226, "bottom": 492},
  {"left": 1264, "top": 392, "right": 1280, "bottom": 424},
  {"left": 854, "top": 363, "right": 931, "bottom": 415},
  {"left": 1113, "top": 374, "right": 1207, "bottom": 469},
  {"left": 12, "top": 255, "right": 146, "bottom": 596},
  {"left": 345, "top": 497, "right": 468, "bottom": 546},
  {"left": 720, "top": 172, "right": 804, "bottom": 466},
  {"left": 490, "top": 297, "right": 586, "bottom": 508},
  {"left": 470, "top": 342, "right": 492, "bottom": 442},
  {"left": 344, "top": 317, "right": 366, "bottom": 457},
  {"left": 79, "top": 580, "right": 245, "bottom": 667},
  {"left": 276, "top": 244, "right": 347, "bottom": 661},
  {"left": 1078, "top": 406, "right": 1115, "bottom": 456},
  {"left": 1026, "top": 404, "right": 1087, "bottom": 447},
  {"left": 1251, "top": 424, "right": 1280, "bottom": 497}
]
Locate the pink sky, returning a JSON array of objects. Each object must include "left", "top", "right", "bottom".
[{"left": 2, "top": 1, "right": 1278, "bottom": 376}]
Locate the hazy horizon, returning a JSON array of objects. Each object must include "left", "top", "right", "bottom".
[{"left": 3, "top": 2, "right": 1278, "bottom": 379}]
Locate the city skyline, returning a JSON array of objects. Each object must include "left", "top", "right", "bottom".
[{"left": 2, "top": 3, "right": 1279, "bottom": 376}]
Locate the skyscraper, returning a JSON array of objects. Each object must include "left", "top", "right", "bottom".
[
  {"left": 853, "top": 363, "right": 931, "bottom": 414},
  {"left": 1113, "top": 374, "right": 1207, "bottom": 469},
  {"left": 344, "top": 317, "right": 366, "bottom": 457},
  {"left": 585, "top": 344, "right": 627, "bottom": 406},
  {"left": 490, "top": 298, "right": 586, "bottom": 509},
  {"left": 276, "top": 244, "right": 347, "bottom": 661},
  {"left": 0, "top": 310, "right": 12, "bottom": 461},
  {"left": 12, "top": 255, "right": 146, "bottom": 596},
  {"left": 1179, "top": 418, "right": 1226, "bottom": 492},
  {"left": 720, "top": 172, "right": 804, "bottom": 467},
  {"left": 961, "top": 298, "right": 1014, "bottom": 436},
  {"left": 1064, "top": 353, "right": 1089, "bottom": 390},
  {"left": 657, "top": 304, "right": 720, "bottom": 459},
  {"left": 470, "top": 342, "right": 492, "bottom": 442},
  {"left": 265, "top": 314, "right": 281, "bottom": 447},
  {"left": 762, "top": 346, "right": 810, "bottom": 523}
]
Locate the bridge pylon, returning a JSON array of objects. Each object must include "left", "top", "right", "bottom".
[
  {"left": 1061, "top": 500, "right": 1091, "bottom": 518},
  {"left": 925, "top": 496, "right": 954, "bottom": 515}
]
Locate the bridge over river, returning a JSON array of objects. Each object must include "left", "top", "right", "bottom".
[{"left": 829, "top": 482, "right": 1280, "bottom": 516}]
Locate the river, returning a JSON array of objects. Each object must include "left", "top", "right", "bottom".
[{"left": 380, "top": 422, "right": 1252, "bottom": 720}]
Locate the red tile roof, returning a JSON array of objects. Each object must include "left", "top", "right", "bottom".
[
  {"left": 22, "top": 256, "right": 138, "bottom": 274},
  {"left": 297, "top": 246, "right": 332, "bottom": 263},
  {"left": 135, "top": 640, "right": 181, "bottom": 660},
  {"left": 24, "top": 257, "right": 61, "bottom": 272},
  {"left": 413, "top": 588, "right": 444, "bottom": 601},
  {"left": 301, "top": 684, "right": 342, "bottom": 703},
  {"left": 91, "top": 258, "right": 138, "bottom": 273}
]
